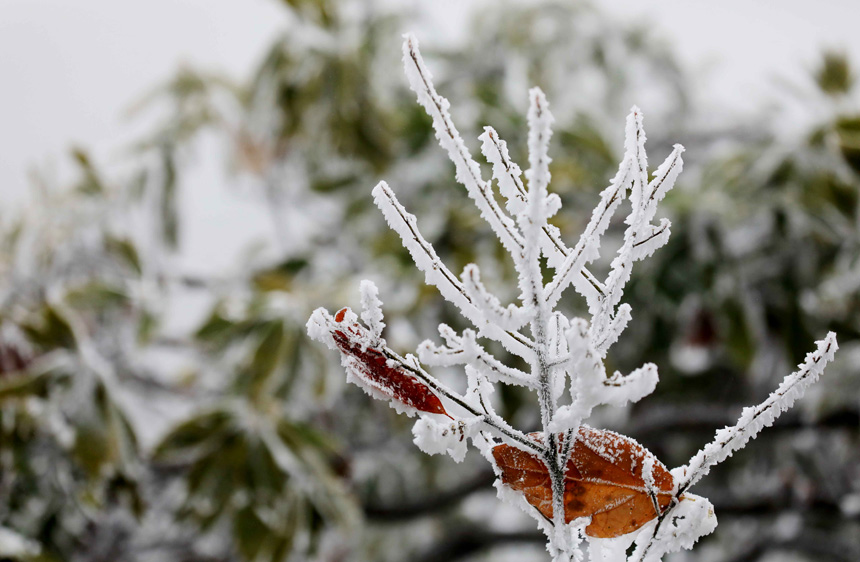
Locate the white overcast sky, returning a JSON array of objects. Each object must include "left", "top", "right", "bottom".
[{"left": 2, "top": 0, "right": 859, "bottom": 211}]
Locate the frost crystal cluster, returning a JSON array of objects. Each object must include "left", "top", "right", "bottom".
[{"left": 307, "top": 34, "right": 838, "bottom": 561}]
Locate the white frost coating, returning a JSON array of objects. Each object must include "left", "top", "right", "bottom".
[
  {"left": 480, "top": 124, "right": 602, "bottom": 309},
  {"left": 601, "top": 364, "right": 659, "bottom": 408},
  {"left": 679, "top": 332, "right": 838, "bottom": 491},
  {"left": 589, "top": 117, "right": 684, "bottom": 351},
  {"left": 307, "top": 306, "right": 377, "bottom": 353},
  {"left": 412, "top": 416, "right": 477, "bottom": 463},
  {"left": 629, "top": 494, "right": 717, "bottom": 562},
  {"left": 401, "top": 33, "right": 524, "bottom": 259},
  {"left": 462, "top": 263, "right": 531, "bottom": 331},
  {"left": 521, "top": 88, "right": 554, "bottom": 307},
  {"left": 417, "top": 323, "right": 536, "bottom": 389},
  {"left": 372, "top": 181, "right": 534, "bottom": 360},
  {"left": 480, "top": 126, "right": 527, "bottom": 216},
  {"left": 418, "top": 325, "right": 478, "bottom": 366},
  {"left": 625, "top": 107, "right": 649, "bottom": 218},
  {"left": 545, "top": 110, "right": 636, "bottom": 312},
  {"left": 306, "top": 307, "right": 338, "bottom": 350},
  {"left": 549, "top": 312, "right": 571, "bottom": 403},
  {"left": 417, "top": 338, "right": 472, "bottom": 367},
  {"left": 587, "top": 534, "right": 636, "bottom": 562},
  {"left": 359, "top": 279, "right": 385, "bottom": 342},
  {"left": 642, "top": 144, "right": 684, "bottom": 221},
  {"left": 629, "top": 220, "right": 671, "bottom": 263},
  {"left": 641, "top": 455, "right": 656, "bottom": 493},
  {"left": 594, "top": 304, "right": 631, "bottom": 356},
  {"left": 526, "top": 87, "right": 554, "bottom": 208},
  {"left": 307, "top": 33, "right": 839, "bottom": 562}
]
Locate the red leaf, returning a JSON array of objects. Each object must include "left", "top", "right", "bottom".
[
  {"left": 332, "top": 309, "right": 449, "bottom": 417},
  {"left": 492, "top": 426, "right": 674, "bottom": 538}
]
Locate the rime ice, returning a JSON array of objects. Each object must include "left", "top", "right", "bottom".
[{"left": 307, "top": 32, "right": 839, "bottom": 562}]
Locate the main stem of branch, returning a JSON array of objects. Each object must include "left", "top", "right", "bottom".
[{"left": 531, "top": 287, "right": 570, "bottom": 559}]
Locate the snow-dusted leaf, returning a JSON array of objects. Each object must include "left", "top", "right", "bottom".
[
  {"left": 492, "top": 426, "right": 674, "bottom": 538},
  {"left": 331, "top": 308, "right": 449, "bottom": 417}
]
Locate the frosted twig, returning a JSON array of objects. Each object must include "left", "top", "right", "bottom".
[
  {"left": 462, "top": 264, "right": 531, "bottom": 331},
  {"left": 480, "top": 126, "right": 606, "bottom": 309},
  {"left": 678, "top": 331, "right": 838, "bottom": 492},
  {"left": 372, "top": 181, "right": 535, "bottom": 359},
  {"left": 402, "top": 33, "right": 525, "bottom": 260},
  {"left": 593, "top": 303, "right": 631, "bottom": 355},
  {"left": 590, "top": 119, "right": 683, "bottom": 350},
  {"left": 359, "top": 280, "right": 385, "bottom": 342},
  {"left": 418, "top": 325, "right": 535, "bottom": 389},
  {"left": 519, "top": 89, "right": 577, "bottom": 560},
  {"left": 382, "top": 345, "right": 542, "bottom": 455},
  {"left": 307, "top": 308, "right": 545, "bottom": 456},
  {"left": 632, "top": 332, "right": 838, "bottom": 562},
  {"left": 545, "top": 132, "right": 633, "bottom": 311}
]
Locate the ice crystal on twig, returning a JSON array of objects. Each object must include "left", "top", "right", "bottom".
[{"left": 307, "top": 32, "right": 838, "bottom": 562}]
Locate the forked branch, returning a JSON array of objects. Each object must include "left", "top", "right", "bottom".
[{"left": 308, "top": 32, "right": 838, "bottom": 562}]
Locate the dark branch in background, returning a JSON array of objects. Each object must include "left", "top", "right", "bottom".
[
  {"left": 363, "top": 470, "right": 495, "bottom": 522},
  {"left": 413, "top": 526, "right": 544, "bottom": 562},
  {"left": 716, "top": 495, "right": 857, "bottom": 521},
  {"left": 725, "top": 529, "right": 860, "bottom": 562}
]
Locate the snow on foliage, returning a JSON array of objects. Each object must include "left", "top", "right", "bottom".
[{"left": 307, "top": 32, "right": 839, "bottom": 562}]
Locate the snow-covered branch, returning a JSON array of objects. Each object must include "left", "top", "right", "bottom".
[
  {"left": 372, "top": 181, "right": 535, "bottom": 359},
  {"left": 401, "top": 33, "right": 524, "bottom": 260},
  {"left": 461, "top": 264, "right": 531, "bottom": 332},
  {"left": 678, "top": 331, "right": 838, "bottom": 492},
  {"left": 480, "top": 126, "right": 607, "bottom": 309},
  {"left": 418, "top": 324, "right": 535, "bottom": 388},
  {"left": 628, "top": 331, "right": 838, "bottom": 562},
  {"left": 308, "top": 32, "right": 838, "bottom": 562}
]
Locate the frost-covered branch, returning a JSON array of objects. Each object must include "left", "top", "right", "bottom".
[
  {"left": 372, "top": 181, "right": 535, "bottom": 359},
  {"left": 461, "top": 264, "right": 531, "bottom": 332},
  {"left": 630, "top": 331, "right": 838, "bottom": 562},
  {"left": 308, "top": 32, "right": 838, "bottom": 562},
  {"left": 480, "top": 126, "right": 606, "bottom": 309},
  {"left": 418, "top": 324, "right": 535, "bottom": 389},
  {"left": 402, "top": 33, "right": 524, "bottom": 260},
  {"left": 678, "top": 331, "right": 838, "bottom": 493}
]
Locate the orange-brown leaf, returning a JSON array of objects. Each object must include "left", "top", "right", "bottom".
[
  {"left": 492, "top": 426, "right": 674, "bottom": 538},
  {"left": 332, "top": 308, "right": 449, "bottom": 417}
]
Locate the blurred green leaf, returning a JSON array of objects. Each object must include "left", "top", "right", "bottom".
[
  {"left": 252, "top": 258, "right": 309, "bottom": 292},
  {"left": 816, "top": 51, "right": 854, "bottom": 96},
  {"left": 70, "top": 147, "right": 104, "bottom": 196},
  {"left": 835, "top": 115, "right": 860, "bottom": 175},
  {"left": 160, "top": 146, "right": 179, "bottom": 249},
  {"left": 153, "top": 410, "right": 233, "bottom": 461},
  {"left": 0, "top": 370, "right": 52, "bottom": 401},
  {"left": 241, "top": 320, "right": 287, "bottom": 401},
  {"left": 104, "top": 236, "right": 142, "bottom": 275},
  {"left": 21, "top": 305, "right": 76, "bottom": 351},
  {"left": 65, "top": 282, "right": 129, "bottom": 311}
]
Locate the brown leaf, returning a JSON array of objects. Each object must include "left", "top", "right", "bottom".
[
  {"left": 492, "top": 426, "right": 674, "bottom": 538},
  {"left": 332, "top": 308, "right": 449, "bottom": 417}
]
